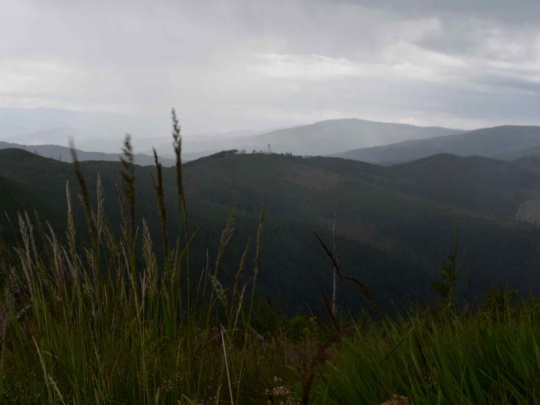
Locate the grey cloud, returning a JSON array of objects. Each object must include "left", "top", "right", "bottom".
[
  {"left": 2, "top": 0, "right": 540, "bottom": 134},
  {"left": 341, "top": 0, "right": 540, "bottom": 24},
  {"left": 413, "top": 17, "right": 540, "bottom": 63},
  {"left": 473, "top": 75, "right": 540, "bottom": 96}
]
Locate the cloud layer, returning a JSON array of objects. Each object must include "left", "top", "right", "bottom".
[{"left": 2, "top": 0, "right": 540, "bottom": 132}]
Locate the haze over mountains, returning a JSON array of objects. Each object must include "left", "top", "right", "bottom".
[
  {"left": 7, "top": 107, "right": 540, "bottom": 172},
  {"left": 0, "top": 108, "right": 170, "bottom": 150},
  {"left": 0, "top": 141, "right": 176, "bottom": 167},
  {"left": 1, "top": 107, "right": 465, "bottom": 162},
  {"left": 336, "top": 126, "right": 540, "bottom": 165},
  {"left": 182, "top": 118, "right": 462, "bottom": 157}
]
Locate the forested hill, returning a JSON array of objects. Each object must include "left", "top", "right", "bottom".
[
  {"left": 2, "top": 148, "right": 540, "bottom": 314},
  {"left": 336, "top": 125, "right": 540, "bottom": 165}
]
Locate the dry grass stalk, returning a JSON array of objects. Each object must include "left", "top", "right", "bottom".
[
  {"left": 343, "top": 275, "right": 383, "bottom": 320},
  {"left": 152, "top": 148, "right": 170, "bottom": 267},
  {"left": 253, "top": 198, "right": 266, "bottom": 282},
  {"left": 120, "top": 134, "right": 136, "bottom": 240},
  {"left": 318, "top": 282, "right": 338, "bottom": 330},
  {"left": 215, "top": 200, "right": 238, "bottom": 277},
  {"left": 172, "top": 108, "right": 189, "bottom": 242},
  {"left": 69, "top": 139, "right": 98, "bottom": 250},
  {"left": 220, "top": 324, "right": 235, "bottom": 405},
  {"left": 65, "top": 181, "right": 77, "bottom": 262}
]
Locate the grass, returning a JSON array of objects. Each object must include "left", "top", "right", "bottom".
[
  {"left": 0, "top": 112, "right": 540, "bottom": 404},
  {"left": 0, "top": 112, "right": 318, "bottom": 404},
  {"left": 318, "top": 302, "right": 540, "bottom": 404}
]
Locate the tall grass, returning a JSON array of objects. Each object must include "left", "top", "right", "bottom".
[
  {"left": 0, "top": 113, "right": 303, "bottom": 404},
  {"left": 316, "top": 301, "right": 540, "bottom": 404}
]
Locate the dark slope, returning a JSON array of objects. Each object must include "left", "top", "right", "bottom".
[
  {"left": 336, "top": 125, "right": 540, "bottom": 165},
  {"left": 2, "top": 149, "right": 540, "bottom": 313},
  {"left": 182, "top": 153, "right": 540, "bottom": 310},
  {"left": 0, "top": 152, "right": 74, "bottom": 243},
  {"left": 387, "top": 154, "right": 540, "bottom": 218},
  {"left": 507, "top": 154, "right": 540, "bottom": 223},
  {"left": 0, "top": 176, "right": 62, "bottom": 225}
]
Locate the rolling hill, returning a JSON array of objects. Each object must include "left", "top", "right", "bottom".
[
  {"left": 336, "top": 125, "right": 540, "bottom": 164},
  {"left": 2, "top": 148, "right": 540, "bottom": 314},
  {"left": 148, "top": 118, "right": 463, "bottom": 159},
  {"left": 386, "top": 153, "right": 540, "bottom": 218},
  {"left": 223, "top": 118, "right": 462, "bottom": 156}
]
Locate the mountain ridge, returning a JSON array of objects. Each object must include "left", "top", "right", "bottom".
[
  {"left": 241, "top": 117, "right": 463, "bottom": 156},
  {"left": 1, "top": 107, "right": 463, "bottom": 158},
  {"left": 0, "top": 141, "right": 176, "bottom": 167},
  {"left": 2, "top": 148, "right": 540, "bottom": 312},
  {"left": 335, "top": 125, "right": 540, "bottom": 164}
]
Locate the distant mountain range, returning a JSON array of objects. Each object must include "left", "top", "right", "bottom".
[
  {"left": 335, "top": 125, "right": 540, "bottom": 164},
  {"left": 1, "top": 107, "right": 465, "bottom": 159},
  {"left": 154, "top": 118, "right": 460, "bottom": 157},
  {"left": 10, "top": 121, "right": 540, "bottom": 171},
  {"left": 0, "top": 141, "right": 176, "bottom": 167},
  {"left": 239, "top": 118, "right": 462, "bottom": 156},
  {"left": 8, "top": 108, "right": 540, "bottom": 168}
]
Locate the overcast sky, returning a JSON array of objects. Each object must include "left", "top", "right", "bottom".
[{"left": 2, "top": 0, "right": 540, "bottom": 133}]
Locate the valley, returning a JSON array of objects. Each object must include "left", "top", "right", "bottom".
[{"left": 2, "top": 146, "right": 540, "bottom": 315}]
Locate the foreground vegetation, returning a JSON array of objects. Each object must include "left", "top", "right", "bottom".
[
  {"left": 1, "top": 114, "right": 539, "bottom": 404},
  {"left": 5, "top": 141, "right": 540, "bottom": 314}
]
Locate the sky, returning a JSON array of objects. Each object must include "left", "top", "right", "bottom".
[{"left": 2, "top": 0, "right": 540, "bottom": 134}]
